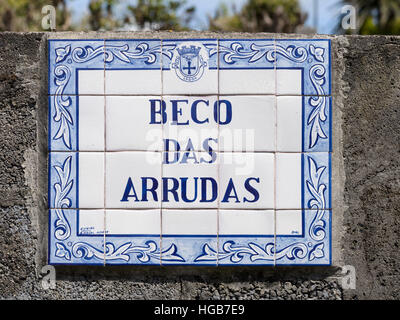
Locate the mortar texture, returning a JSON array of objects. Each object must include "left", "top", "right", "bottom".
[{"left": 0, "top": 32, "right": 399, "bottom": 300}]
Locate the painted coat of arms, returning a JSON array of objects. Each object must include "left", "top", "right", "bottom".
[{"left": 172, "top": 44, "right": 207, "bottom": 82}]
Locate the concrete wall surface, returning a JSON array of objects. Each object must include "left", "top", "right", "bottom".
[{"left": 0, "top": 32, "right": 399, "bottom": 300}]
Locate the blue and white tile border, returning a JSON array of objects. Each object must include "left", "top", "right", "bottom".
[
  {"left": 48, "top": 152, "right": 331, "bottom": 265},
  {"left": 48, "top": 38, "right": 332, "bottom": 265}
]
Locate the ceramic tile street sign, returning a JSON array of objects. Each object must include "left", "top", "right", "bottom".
[{"left": 48, "top": 38, "right": 331, "bottom": 265}]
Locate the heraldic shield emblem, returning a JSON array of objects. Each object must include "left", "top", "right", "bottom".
[{"left": 172, "top": 44, "right": 207, "bottom": 82}]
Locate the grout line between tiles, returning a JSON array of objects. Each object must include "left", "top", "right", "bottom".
[
  {"left": 51, "top": 207, "right": 329, "bottom": 211},
  {"left": 47, "top": 93, "right": 333, "bottom": 97},
  {"left": 160, "top": 39, "right": 164, "bottom": 266},
  {"left": 217, "top": 38, "right": 220, "bottom": 267},
  {"left": 50, "top": 150, "right": 332, "bottom": 154},
  {"left": 103, "top": 39, "right": 106, "bottom": 266},
  {"left": 273, "top": 38, "right": 277, "bottom": 267}
]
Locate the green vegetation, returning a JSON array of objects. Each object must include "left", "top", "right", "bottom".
[
  {"left": 0, "top": 0, "right": 72, "bottom": 31},
  {"left": 0, "top": 0, "right": 399, "bottom": 34},
  {"left": 208, "top": 0, "right": 306, "bottom": 33},
  {"left": 125, "top": 0, "right": 195, "bottom": 31},
  {"left": 343, "top": 0, "right": 400, "bottom": 34}
]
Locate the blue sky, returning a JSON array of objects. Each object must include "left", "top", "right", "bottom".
[{"left": 70, "top": 0, "right": 343, "bottom": 34}]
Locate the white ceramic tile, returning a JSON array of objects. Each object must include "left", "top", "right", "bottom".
[
  {"left": 276, "top": 69, "right": 302, "bottom": 95},
  {"left": 48, "top": 38, "right": 332, "bottom": 266},
  {"left": 276, "top": 153, "right": 302, "bottom": 209},
  {"left": 106, "top": 151, "right": 162, "bottom": 208},
  {"left": 276, "top": 96, "right": 302, "bottom": 152},
  {"left": 304, "top": 96, "right": 331, "bottom": 152},
  {"left": 106, "top": 96, "right": 163, "bottom": 151},
  {"left": 78, "top": 210, "right": 105, "bottom": 235},
  {"left": 78, "top": 96, "right": 105, "bottom": 151},
  {"left": 105, "top": 70, "right": 162, "bottom": 95},
  {"left": 275, "top": 39, "right": 331, "bottom": 97},
  {"left": 216, "top": 236, "right": 275, "bottom": 266},
  {"left": 219, "top": 69, "right": 275, "bottom": 95},
  {"left": 162, "top": 151, "right": 218, "bottom": 208},
  {"left": 161, "top": 237, "right": 217, "bottom": 265},
  {"left": 163, "top": 96, "right": 219, "bottom": 152},
  {"left": 275, "top": 210, "right": 331, "bottom": 266},
  {"left": 276, "top": 210, "right": 302, "bottom": 236},
  {"left": 163, "top": 70, "right": 218, "bottom": 95},
  {"left": 219, "top": 210, "right": 274, "bottom": 235},
  {"left": 49, "top": 95, "right": 78, "bottom": 151},
  {"left": 78, "top": 152, "right": 104, "bottom": 208},
  {"left": 77, "top": 69, "right": 105, "bottom": 95},
  {"left": 219, "top": 96, "right": 275, "bottom": 152},
  {"left": 105, "top": 209, "right": 161, "bottom": 235},
  {"left": 162, "top": 209, "right": 217, "bottom": 235},
  {"left": 48, "top": 209, "right": 106, "bottom": 265},
  {"left": 219, "top": 153, "right": 274, "bottom": 209},
  {"left": 303, "top": 153, "right": 331, "bottom": 209},
  {"left": 49, "top": 40, "right": 105, "bottom": 96},
  {"left": 162, "top": 40, "right": 218, "bottom": 95},
  {"left": 49, "top": 152, "right": 78, "bottom": 208}
]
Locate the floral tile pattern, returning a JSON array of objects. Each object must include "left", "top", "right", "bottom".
[
  {"left": 104, "top": 39, "right": 162, "bottom": 95},
  {"left": 218, "top": 39, "right": 275, "bottom": 95},
  {"left": 275, "top": 39, "right": 331, "bottom": 96},
  {"left": 48, "top": 37, "right": 332, "bottom": 266},
  {"left": 275, "top": 210, "right": 331, "bottom": 266},
  {"left": 48, "top": 40, "right": 105, "bottom": 96}
]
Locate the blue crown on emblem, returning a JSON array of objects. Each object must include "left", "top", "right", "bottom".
[{"left": 177, "top": 45, "right": 201, "bottom": 56}]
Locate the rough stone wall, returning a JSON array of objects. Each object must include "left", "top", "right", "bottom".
[
  {"left": 0, "top": 32, "right": 46, "bottom": 298},
  {"left": 0, "top": 32, "right": 399, "bottom": 300},
  {"left": 341, "top": 36, "right": 400, "bottom": 300}
]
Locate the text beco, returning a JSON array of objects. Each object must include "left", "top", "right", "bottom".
[{"left": 149, "top": 98, "right": 232, "bottom": 125}]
